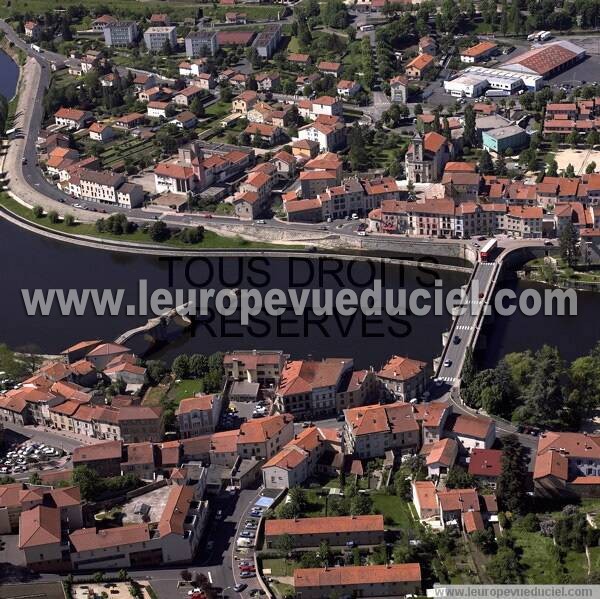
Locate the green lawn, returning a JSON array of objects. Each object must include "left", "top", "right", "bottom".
[
  {"left": 167, "top": 379, "right": 204, "bottom": 403},
  {"left": 512, "top": 524, "right": 595, "bottom": 583},
  {"left": 0, "top": 194, "right": 291, "bottom": 250},
  {"left": 371, "top": 493, "right": 416, "bottom": 528},
  {"left": 204, "top": 101, "right": 232, "bottom": 120},
  {"left": 262, "top": 558, "right": 300, "bottom": 577}
]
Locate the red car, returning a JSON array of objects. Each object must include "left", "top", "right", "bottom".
[{"left": 239, "top": 565, "right": 256, "bottom": 572}]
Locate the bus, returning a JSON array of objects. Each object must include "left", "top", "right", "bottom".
[{"left": 480, "top": 238, "right": 498, "bottom": 261}]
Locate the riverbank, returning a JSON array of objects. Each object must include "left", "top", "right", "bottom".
[
  {"left": 521, "top": 257, "right": 600, "bottom": 292},
  {"left": 0, "top": 193, "right": 298, "bottom": 251}
]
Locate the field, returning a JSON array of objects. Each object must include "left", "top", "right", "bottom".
[
  {"left": 166, "top": 379, "right": 205, "bottom": 403},
  {"left": 554, "top": 147, "right": 600, "bottom": 176},
  {"left": 98, "top": 137, "right": 157, "bottom": 170},
  {"left": 371, "top": 493, "right": 417, "bottom": 529}
]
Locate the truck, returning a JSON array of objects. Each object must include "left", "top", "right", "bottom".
[
  {"left": 480, "top": 238, "right": 498, "bottom": 261},
  {"left": 527, "top": 32, "right": 539, "bottom": 41},
  {"left": 31, "top": 44, "right": 42, "bottom": 53},
  {"left": 539, "top": 31, "right": 552, "bottom": 41}
]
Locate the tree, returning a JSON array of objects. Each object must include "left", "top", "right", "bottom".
[
  {"left": 148, "top": 220, "right": 170, "bottom": 242},
  {"left": 472, "top": 528, "right": 497, "bottom": 554},
  {"left": 63, "top": 213, "right": 75, "bottom": 226},
  {"left": 547, "top": 159, "right": 558, "bottom": 177},
  {"left": 47, "top": 210, "right": 59, "bottom": 223},
  {"left": 189, "top": 354, "right": 209, "bottom": 378},
  {"left": 118, "top": 569, "right": 129, "bottom": 582},
  {"left": 29, "top": 471, "right": 42, "bottom": 485},
  {"left": 496, "top": 435, "right": 529, "bottom": 514},
  {"left": 478, "top": 149, "right": 494, "bottom": 175},
  {"left": 32, "top": 205, "right": 44, "bottom": 218},
  {"left": 71, "top": 465, "right": 101, "bottom": 501},
  {"left": 317, "top": 540, "right": 333, "bottom": 565},
  {"left": 567, "top": 129, "right": 579, "bottom": 148},
  {"left": 145, "top": 359, "right": 167, "bottom": 384},
  {"left": 190, "top": 96, "right": 205, "bottom": 118},
  {"left": 587, "top": 130, "right": 600, "bottom": 148},
  {"left": 179, "top": 569, "right": 192, "bottom": 582},
  {"left": 565, "top": 163, "right": 576, "bottom": 178},
  {"left": 487, "top": 541, "right": 524, "bottom": 583},
  {"left": 445, "top": 466, "right": 477, "bottom": 489},
  {"left": 275, "top": 533, "right": 294, "bottom": 555},
  {"left": 463, "top": 104, "right": 477, "bottom": 147},
  {"left": 586, "top": 161, "right": 597, "bottom": 174},
  {"left": 462, "top": 346, "right": 476, "bottom": 387},
  {"left": 560, "top": 221, "right": 579, "bottom": 267},
  {"left": 172, "top": 354, "right": 190, "bottom": 379}
]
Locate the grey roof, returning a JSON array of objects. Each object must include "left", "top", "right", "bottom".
[
  {"left": 484, "top": 124, "right": 527, "bottom": 140},
  {"left": 230, "top": 381, "right": 260, "bottom": 398}
]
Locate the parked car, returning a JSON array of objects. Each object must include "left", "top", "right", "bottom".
[
  {"left": 443, "top": 359, "right": 452, "bottom": 367},
  {"left": 233, "top": 584, "right": 247, "bottom": 592},
  {"left": 240, "top": 571, "right": 255, "bottom": 579}
]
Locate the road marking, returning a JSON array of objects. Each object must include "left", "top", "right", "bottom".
[{"left": 207, "top": 571, "right": 212, "bottom": 584}]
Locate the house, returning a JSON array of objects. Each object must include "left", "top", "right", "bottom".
[
  {"left": 405, "top": 130, "right": 452, "bottom": 183},
  {"left": 419, "top": 36, "right": 437, "bottom": 55},
  {"left": 390, "top": 75, "right": 408, "bottom": 104},
  {"left": 255, "top": 72, "right": 280, "bottom": 92},
  {"left": 425, "top": 437, "right": 459, "bottom": 477},
  {"left": 293, "top": 564, "right": 422, "bottom": 599},
  {"left": 317, "top": 61, "right": 343, "bottom": 77},
  {"left": 437, "top": 488, "right": 482, "bottom": 530},
  {"left": 179, "top": 58, "right": 208, "bottom": 78},
  {"left": 75, "top": 170, "right": 144, "bottom": 209},
  {"left": 0, "top": 393, "right": 30, "bottom": 426},
  {"left": 343, "top": 401, "right": 420, "bottom": 459},
  {"left": 150, "top": 13, "right": 170, "bottom": 26},
  {"left": 54, "top": 108, "right": 92, "bottom": 130},
  {"left": 193, "top": 72, "right": 215, "bottom": 90},
  {"left": 275, "top": 358, "right": 355, "bottom": 419},
  {"left": 375, "top": 355, "right": 430, "bottom": 401},
  {"left": 120, "top": 442, "right": 156, "bottom": 479},
  {"left": 405, "top": 53, "right": 435, "bottom": 79},
  {"left": 460, "top": 41, "right": 498, "bottom": 63},
  {"left": 171, "top": 111, "right": 198, "bottom": 130},
  {"left": 223, "top": 350, "right": 287, "bottom": 384},
  {"left": 185, "top": 31, "right": 219, "bottom": 57},
  {"left": 262, "top": 425, "right": 341, "bottom": 489},
  {"left": 19, "top": 506, "right": 64, "bottom": 571},
  {"left": 176, "top": 394, "right": 223, "bottom": 437},
  {"left": 114, "top": 112, "right": 146, "bottom": 130},
  {"left": 468, "top": 448, "right": 503, "bottom": 488},
  {"left": 154, "top": 162, "right": 198, "bottom": 194},
  {"left": 103, "top": 357, "right": 146, "bottom": 386},
  {"left": 92, "top": 14, "right": 117, "bottom": 31},
  {"left": 299, "top": 170, "right": 338, "bottom": 199},
  {"left": 173, "top": 86, "right": 204, "bottom": 107},
  {"left": 310, "top": 96, "right": 343, "bottom": 119},
  {"left": 445, "top": 413, "right": 496, "bottom": 451},
  {"left": 292, "top": 139, "right": 320, "bottom": 160},
  {"left": 297, "top": 116, "right": 346, "bottom": 152},
  {"left": 413, "top": 402, "right": 451, "bottom": 445},
  {"left": 103, "top": 21, "right": 139, "bottom": 47},
  {"left": 243, "top": 123, "right": 283, "bottom": 146},
  {"left": 264, "top": 514, "right": 384, "bottom": 548},
  {"left": 88, "top": 123, "right": 115, "bottom": 143},
  {"left": 412, "top": 480, "right": 439, "bottom": 520},
  {"left": 337, "top": 79, "right": 361, "bottom": 98},
  {"left": 288, "top": 53, "right": 311, "bottom": 67},
  {"left": 232, "top": 90, "right": 258, "bottom": 114},
  {"left": 143, "top": 26, "right": 177, "bottom": 53},
  {"left": 147, "top": 101, "right": 171, "bottom": 119},
  {"left": 72, "top": 440, "right": 123, "bottom": 476},
  {"left": 85, "top": 342, "right": 132, "bottom": 370},
  {"left": 225, "top": 12, "right": 247, "bottom": 24},
  {"left": 236, "top": 413, "right": 295, "bottom": 460}
]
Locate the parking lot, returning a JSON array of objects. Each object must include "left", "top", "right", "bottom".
[
  {"left": 218, "top": 399, "right": 271, "bottom": 431},
  {"left": 0, "top": 439, "right": 68, "bottom": 477}
]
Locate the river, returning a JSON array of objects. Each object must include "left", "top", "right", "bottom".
[{"left": 0, "top": 48, "right": 19, "bottom": 102}]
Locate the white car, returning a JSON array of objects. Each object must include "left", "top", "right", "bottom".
[{"left": 443, "top": 359, "right": 452, "bottom": 368}]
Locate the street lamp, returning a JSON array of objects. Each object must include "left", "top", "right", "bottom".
[{"left": 221, "top": 586, "right": 231, "bottom": 599}]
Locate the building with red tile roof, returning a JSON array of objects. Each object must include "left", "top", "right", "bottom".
[
  {"left": 265, "top": 514, "right": 384, "bottom": 548},
  {"left": 343, "top": 401, "right": 419, "bottom": 459},
  {"left": 376, "top": 355, "right": 430, "bottom": 401},
  {"left": 293, "top": 563, "right": 422, "bottom": 598}
]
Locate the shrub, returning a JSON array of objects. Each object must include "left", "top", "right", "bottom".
[
  {"left": 32, "top": 205, "right": 44, "bottom": 218},
  {"left": 63, "top": 213, "right": 75, "bottom": 226},
  {"left": 47, "top": 210, "right": 59, "bottom": 224}
]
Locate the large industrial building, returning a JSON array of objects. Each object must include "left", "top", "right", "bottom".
[
  {"left": 444, "top": 40, "right": 586, "bottom": 98},
  {"left": 501, "top": 40, "right": 586, "bottom": 79}
]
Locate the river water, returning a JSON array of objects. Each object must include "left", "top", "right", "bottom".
[{"left": 0, "top": 48, "right": 19, "bottom": 102}]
